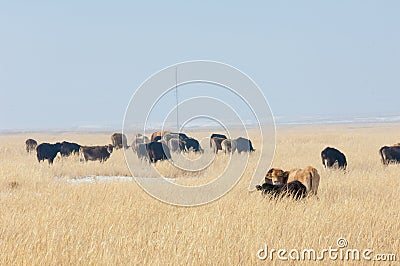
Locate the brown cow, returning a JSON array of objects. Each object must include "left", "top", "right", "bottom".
[
  {"left": 25, "top": 139, "right": 37, "bottom": 153},
  {"left": 79, "top": 145, "right": 114, "bottom": 162},
  {"left": 111, "top": 133, "right": 128, "bottom": 149},
  {"left": 151, "top": 131, "right": 171, "bottom": 142},
  {"left": 265, "top": 166, "right": 320, "bottom": 195}
]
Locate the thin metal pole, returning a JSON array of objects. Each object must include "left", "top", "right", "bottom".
[{"left": 175, "top": 66, "right": 179, "bottom": 131}]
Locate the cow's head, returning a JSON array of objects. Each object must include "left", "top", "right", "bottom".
[{"left": 265, "top": 168, "right": 289, "bottom": 185}]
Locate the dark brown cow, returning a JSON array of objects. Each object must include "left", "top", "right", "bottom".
[
  {"left": 25, "top": 139, "right": 37, "bottom": 153},
  {"left": 79, "top": 145, "right": 113, "bottom": 162},
  {"left": 135, "top": 141, "right": 171, "bottom": 163},
  {"left": 380, "top": 145, "right": 400, "bottom": 165},
  {"left": 111, "top": 133, "right": 128, "bottom": 149},
  {"left": 60, "top": 141, "right": 81, "bottom": 157},
  {"left": 211, "top": 137, "right": 225, "bottom": 154},
  {"left": 184, "top": 138, "right": 203, "bottom": 153}
]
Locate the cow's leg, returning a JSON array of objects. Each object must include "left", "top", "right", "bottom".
[{"left": 323, "top": 159, "right": 327, "bottom": 170}]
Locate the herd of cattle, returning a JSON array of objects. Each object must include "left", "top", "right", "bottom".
[
  {"left": 24, "top": 132, "right": 256, "bottom": 164},
  {"left": 24, "top": 133, "right": 400, "bottom": 200}
]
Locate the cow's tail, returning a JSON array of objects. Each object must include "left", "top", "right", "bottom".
[{"left": 379, "top": 146, "right": 387, "bottom": 165}]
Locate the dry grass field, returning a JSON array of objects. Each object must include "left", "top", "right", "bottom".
[{"left": 0, "top": 124, "right": 399, "bottom": 265}]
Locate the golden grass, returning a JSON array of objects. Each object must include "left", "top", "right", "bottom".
[{"left": 0, "top": 124, "right": 399, "bottom": 265}]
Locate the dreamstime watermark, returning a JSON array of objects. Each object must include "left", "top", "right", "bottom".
[
  {"left": 123, "top": 61, "right": 276, "bottom": 206},
  {"left": 257, "top": 238, "right": 397, "bottom": 262}
]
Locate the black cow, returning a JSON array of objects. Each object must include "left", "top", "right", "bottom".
[
  {"left": 184, "top": 138, "right": 203, "bottom": 153},
  {"left": 235, "top": 137, "right": 255, "bottom": 153},
  {"left": 256, "top": 180, "right": 307, "bottom": 200},
  {"left": 36, "top": 142, "right": 61, "bottom": 164},
  {"left": 210, "top": 133, "right": 227, "bottom": 148},
  {"left": 111, "top": 133, "right": 128, "bottom": 149},
  {"left": 25, "top": 139, "right": 37, "bottom": 153},
  {"left": 79, "top": 145, "right": 113, "bottom": 162},
  {"left": 164, "top": 132, "right": 189, "bottom": 142},
  {"left": 321, "top": 147, "right": 347, "bottom": 170},
  {"left": 146, "top": 141, "right": 171, "bottom": 163},
  {"left": 380, "top": 145, "right": 400, "bottom": 165},
  {"left": 153, "top": 136, "right": 162, "bottom": 142},
  {"left": 60, "top": 141, "right": 81, "bottom": 157}
]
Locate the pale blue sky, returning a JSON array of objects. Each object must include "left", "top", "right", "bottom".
[{"left": 0, "top": 1, "right": 399, "bottom": 130}]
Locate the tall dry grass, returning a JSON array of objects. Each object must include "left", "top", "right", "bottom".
[{"left": 0, "top": 124, "right": 399, "bottom": 265}]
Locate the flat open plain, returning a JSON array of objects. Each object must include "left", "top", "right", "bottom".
[{"left": 0, "top": 123, "right": 399, "bottom": 264}]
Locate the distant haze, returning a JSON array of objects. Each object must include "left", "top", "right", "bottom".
[{"left": 0, "top": 1, "right": 399, "bottom": 131}]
